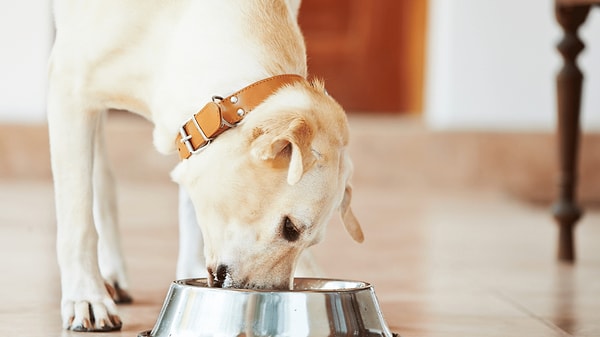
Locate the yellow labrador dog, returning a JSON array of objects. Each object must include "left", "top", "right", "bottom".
[{"left": 48, "top": 0, "right": 363, "bottom": 332}]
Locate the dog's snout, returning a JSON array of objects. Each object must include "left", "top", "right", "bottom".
[{"left": 207, "top": 264, "right": 230, "bottom": 288}]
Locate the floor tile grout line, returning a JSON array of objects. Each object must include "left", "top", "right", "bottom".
[{"left": 492, "top": 290, "right": 573, "bottom": 337}]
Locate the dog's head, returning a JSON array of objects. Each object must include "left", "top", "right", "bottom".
[{"left": 172, "top": 80, "right": 362, "bottom": 289}]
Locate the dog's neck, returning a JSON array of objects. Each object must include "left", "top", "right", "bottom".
[{"left": 150, "top": 0, "right": 307, "bottom": 155}]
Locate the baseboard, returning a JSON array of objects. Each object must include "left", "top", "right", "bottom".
[{"left": 2, "top": 113, "right": 599, "bottom": 206}]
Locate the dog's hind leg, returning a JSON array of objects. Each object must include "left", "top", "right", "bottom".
[
  {"left": 48, "top": 80, "right": 122, "bottom": 331},
  {"left": 176, "top": 186, "right": 207, "bottom": 279},
  {"left": 93, "top": 112, "right": 132, "bottom": 303}
]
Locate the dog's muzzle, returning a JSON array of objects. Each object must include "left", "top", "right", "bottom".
[{"left": 207, "top": 264, "right": 231, "bottom": 288}]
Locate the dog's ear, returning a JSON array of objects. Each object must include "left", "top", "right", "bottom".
[
  {"left": 340, "top": 184, "right": 364, "bottom": 243},
  {"left": 251, "top": 115, "right": 316, "bottom": 185}
]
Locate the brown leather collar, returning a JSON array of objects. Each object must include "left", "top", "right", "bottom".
[{"left": 176, "top": 74, "right": 306, "bottom": 160}]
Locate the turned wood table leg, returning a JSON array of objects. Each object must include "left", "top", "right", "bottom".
[{"left": 552, "top": 4, "right": 590, "bottom": 262}]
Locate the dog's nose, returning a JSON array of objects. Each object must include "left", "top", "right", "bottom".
[{"left": 207, "top": 264, "right": 229, "bottom": 288}]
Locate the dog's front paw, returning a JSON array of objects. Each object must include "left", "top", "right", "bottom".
[{"left": 62, "top": 298, "right": 122, "bottom": 332}]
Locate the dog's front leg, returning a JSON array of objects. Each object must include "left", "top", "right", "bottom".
[
  {"left": 93, "top": 113, "right": 132, "bottom": 304},
  {"left": 176, "top": 186, "right": 207, "bottom": 279},
  {"left": 295, "top": 249, "right": 324, "bottom": 278},
  {"left": 48, "top": 89, "right": 121, "bottom": 331}
]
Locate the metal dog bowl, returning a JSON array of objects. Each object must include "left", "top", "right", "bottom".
[{"left": 139, "top": 278, "right": 397, "bottom": 337}]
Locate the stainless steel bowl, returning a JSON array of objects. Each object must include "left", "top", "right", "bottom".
[{"left": 139, "top": 278, "right": 396, "bottom": 337}]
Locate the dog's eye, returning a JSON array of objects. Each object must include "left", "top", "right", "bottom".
[{"left": 282, "top": 216, "right": 300, "bottom": 242}]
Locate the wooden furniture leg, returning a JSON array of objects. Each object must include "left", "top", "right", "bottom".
[{"left": 552, "top": 3, "right": 590, "bottom": 262}]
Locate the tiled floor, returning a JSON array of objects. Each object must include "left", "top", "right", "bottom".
[{"left": 0, "top": 114, "right": 599, "bottom": 336}]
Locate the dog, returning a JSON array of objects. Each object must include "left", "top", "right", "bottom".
[{"left": 48, "top": 0, "right": 363, "bottom": 332}]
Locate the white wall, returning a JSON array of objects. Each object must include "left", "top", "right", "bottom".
[
  {"left": 0, "top": 1, "right": 53, "bottom": 123},
  {"left": 425, "top": 0, "right": 600, "bottom": 131}
]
